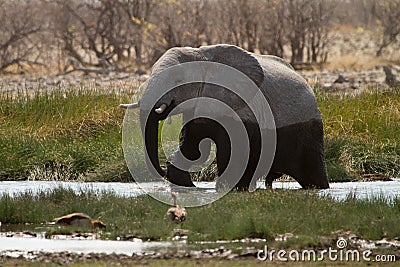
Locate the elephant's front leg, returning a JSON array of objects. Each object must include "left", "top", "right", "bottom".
[
  {"left": 166, "top": 121, "right": 211, "bottom": 187},
  {"left": 165, "top": 160, "right": 194, "bottom": 187},
  {"left": 215, "top": 122, "right": 261, "bottom": 191}
]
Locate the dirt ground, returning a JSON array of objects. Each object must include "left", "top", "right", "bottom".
[{"left": 1, "top": 250, "right": 398, "bottom": 267}]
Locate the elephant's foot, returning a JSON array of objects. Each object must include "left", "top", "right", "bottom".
[
  {"left": 297, "top": 174, "right": 329, "bottom": 189},
  {"left": 288, "top": 158, "right": 329, "bottom": 189},
  {"left": 166, "top": 161, "right": 195, "bottom": 187},
  {"left": 280, "top": 161, "right": 329, "bottom": 189},
  {"left": 297, "top": 149, "right": 329, "bottom": 189}
]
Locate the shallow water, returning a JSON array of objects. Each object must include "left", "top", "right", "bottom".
[
  {"left": 318, "top": 179, "right": 400, "bottom": 201},
  {"left": 0, "top": 236, "right": 175, "bottom": 256},
  {"left": 1, "top": 179, "right": 400, "bottom": 201},
  {"left": 0, "top": 234, "right": 260, "bottom": 259}
]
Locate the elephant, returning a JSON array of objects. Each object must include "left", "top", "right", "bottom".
[{"left": 121, "top": 44, "right": 329, "bottom": 190}]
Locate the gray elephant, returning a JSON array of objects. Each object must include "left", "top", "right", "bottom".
[{"left": 121, "top": 44, "right": 329, "bottom": 190}]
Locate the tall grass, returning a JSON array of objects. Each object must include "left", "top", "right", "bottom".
[
  {"left": 0, "top": 87, "right": 133, "bottom": 181},
  {"left": 317, "top": 88, "right": 400, "bottom": 141},
  {"left": 316, "top": 87, "right": 400, "bottom": 181}
]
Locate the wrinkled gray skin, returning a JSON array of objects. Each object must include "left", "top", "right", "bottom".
[{"left": 133, "top": 44, "right": 329, "bottom": 190}]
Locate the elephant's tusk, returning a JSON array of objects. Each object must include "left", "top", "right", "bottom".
[
  {"left": 155, "top": 103, "right": 167, "bottom": 114},
  {"left": 119, "top": 102, "right": 139, "bottom": 109}
]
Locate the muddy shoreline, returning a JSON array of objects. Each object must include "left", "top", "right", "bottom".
[
  {"left": 1, "top": 237, "right": 399, "bottom": 265},
  {"left": 2, "top": 228, "right": 400, "bottom": 263}
]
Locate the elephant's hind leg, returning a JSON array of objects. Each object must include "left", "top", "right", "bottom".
[
  {"left": 287, "top": 119, "right": 329, "bottom": 189},
  {"left": 296, "top": 146, "right": 329, "bottom": 189},
  {"left": 274, "top": 119, "right": 329, "bottom": 189}
]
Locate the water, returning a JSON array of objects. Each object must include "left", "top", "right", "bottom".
[
  {"left": 318, "top": 179, "right": 400, "bottom": 201},
  {"left": 0, "top": 236, "right": 175, "bottom": 256},
  {"left": 1, "top": 179, "right": 400, "bottom": 201}
]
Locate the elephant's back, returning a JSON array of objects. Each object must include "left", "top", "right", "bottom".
[{"left": 253, "top": 54, "right": 322, "bottom": 129}]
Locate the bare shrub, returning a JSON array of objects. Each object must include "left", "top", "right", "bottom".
[
  {"left": 0, "top": 0, "right": 45, "bottom": 73},
  {"left": 283, "top": 0, "right": 336, "bottom": 66},
  {"left": 151, "top": 1, "right": 209, "bottom": 48},
  {"left": 374, "top": 0, "right": 400, "bottom": 56},
  {"left": 2, "top": 0, "right": 391, "bottom": 73},
  {"left": 50, "top": 0, "right": 158, "bottom": 71},
  {"left": 306, "top": 0, "right": 336, "bottom": 63}
]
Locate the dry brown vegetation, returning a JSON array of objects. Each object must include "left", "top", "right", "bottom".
[{"left": 0, "top": 0, "right": 399, "bottom": 74}]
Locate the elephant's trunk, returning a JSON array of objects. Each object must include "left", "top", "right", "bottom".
[{"left": 142, "top": 113, "right": 166, "bottom": 178}]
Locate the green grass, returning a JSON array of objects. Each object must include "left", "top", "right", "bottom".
[
  {"left": 0, "top": 87, "right": 133, "bottom": 181},
  {"left": 1, "top": 188, "right": 400, "bottom": 243},
  {"left": 1, "top": 85, "right": 399, "bottom": 266},
  {"left": 0, "top": 83, "right": 399, "bottom": 182},
  {"left": 316, "top": 87, "right": 400, "bottom": 181}
]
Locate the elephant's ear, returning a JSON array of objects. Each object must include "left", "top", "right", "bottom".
[
  {"left": 199, "top": 44, "right": 264, "bottom": 87},
  {"left": 151, "top": 47, "right": 205, "bottom": 75}
]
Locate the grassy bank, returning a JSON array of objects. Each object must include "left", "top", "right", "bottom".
[
  {"left": 1, "top": 188, "right": 400, "bottom": 243},
  {"left": 317, "top": 88, "right": 400, "bottom": 181},
  {"left": 0, "top": 84, "right": 399, "bottom": 182},
  {"left": 0, "top": 87, "right": 132, "bottom": 181}
]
